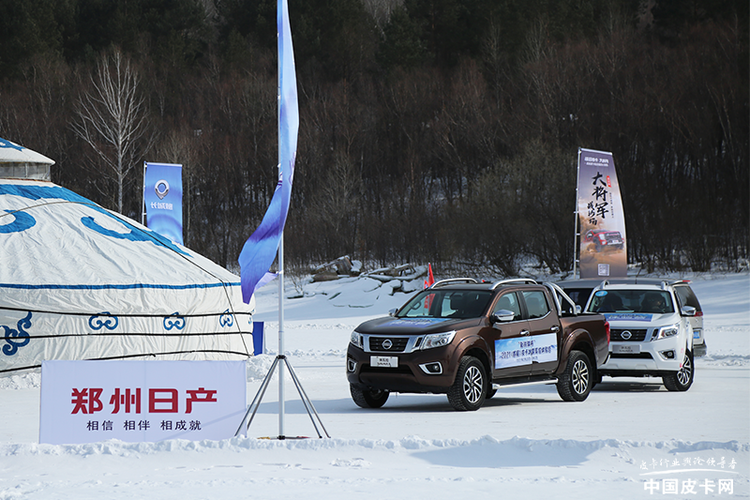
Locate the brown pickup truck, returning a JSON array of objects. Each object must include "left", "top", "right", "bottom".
[{"left": 347, "top": 278, "right": 610, "bottom": 411}]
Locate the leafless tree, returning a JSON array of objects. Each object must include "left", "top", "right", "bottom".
[
  {"left": 362, "top": 0, "right": 403, "bottom": 34},
  {"left": 72, "top": 49, "right": 154, "bottom": 214}
]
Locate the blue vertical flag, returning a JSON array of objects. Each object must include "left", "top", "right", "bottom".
[
  {"left": 238, "top": 0, "right": 299, "bottom": 303},
  {"left": 144, "top": 162, "right": 183, "bottom": 245}
]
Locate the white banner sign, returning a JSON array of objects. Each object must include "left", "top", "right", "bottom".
[
  {"left": 495, "top": 333, "right": 558, "bottom": 369},
  {"left": 40, "top": 360, "right": 246, "bottom": 444},
  {"left": 577, "top": 148, "right": 627, "bottom": 278}
]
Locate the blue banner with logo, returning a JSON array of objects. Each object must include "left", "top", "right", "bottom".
[{"left": 144, "top": 162, "right": 183, "bottom": 245}]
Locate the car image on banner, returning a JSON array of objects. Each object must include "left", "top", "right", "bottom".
[{"left": 584, "top": 229, "right": 625, "bottom": 252}]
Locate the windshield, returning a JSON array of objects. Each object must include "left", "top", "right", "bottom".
[
  {"left": 398, "top": 290, "right": 493, "bottom": 319},
  {"left": 586, "top": 289, "right": 674, "bottom": 314},
  {"left": 561, "top": 287, "right": 593, "bottom": 308}
]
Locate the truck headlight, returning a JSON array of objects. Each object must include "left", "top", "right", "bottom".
[
  {"left": 420, "top": 331, "right": 456, "bottom": 350},
  {"left": 654, "top": 324, "right": 679, "bottom": 340},
  {"left": 350, "top": 331, "right": 363, "bottom": 349}
]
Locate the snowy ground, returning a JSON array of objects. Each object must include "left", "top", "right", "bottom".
[{"left": 1, "top": 273, "right": 748, "bottom": 499}]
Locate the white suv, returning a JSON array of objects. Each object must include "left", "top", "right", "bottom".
[
  {"left": 585, "top": 280, "right": 699, "bottom": 391},
  {"left": 672, "top": 282, "right": 705, "bottom": 356}
]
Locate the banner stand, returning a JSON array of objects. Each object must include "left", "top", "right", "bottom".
[
  {"left": 574, "top": 148, "right": 628, "bottom": 279},
  {"left": 142, "top": 162, "right": 184, "bottom": 245},
  {"left": 233, "top": 352, "right": 329, "bottom": 439},
  {"left": 235, "top": 240, "right": 329, "bottom": 439},
  {"left": 235, "top": 0, "right": 328, "bottom": 440},
  {"left": 573, "top": 150, "right": 583, "bottom": 277}
]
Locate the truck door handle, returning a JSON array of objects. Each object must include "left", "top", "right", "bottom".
[
  {"left": 520, "top": 330, "right": 530, "bottom": 336},
  {"left": 551, "top": 326, "right": 560, "bottom": 333}
]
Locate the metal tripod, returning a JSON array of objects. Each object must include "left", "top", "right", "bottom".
[
  {"left": 234, "top": 353, "right": 330, "bottom": 439},
  {"left": 234, "top": 238, "right": 328, "bottom": 439}
]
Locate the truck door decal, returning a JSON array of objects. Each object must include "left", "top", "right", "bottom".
[{"left": 495, "top": 333, "right": 558, "bottom": 369}]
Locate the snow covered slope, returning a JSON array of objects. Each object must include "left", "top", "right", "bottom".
[{"left": 0, "top": 273, "right": 747, "bottom": 499}]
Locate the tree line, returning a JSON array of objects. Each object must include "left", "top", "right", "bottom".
[{"left": 0, "top": 0, "right": 747, "bottom": 275}]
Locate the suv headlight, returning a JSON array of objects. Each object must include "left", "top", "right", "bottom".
[
  {"left": 421, "top": 331, "right": 456, "bottom": 350},
  {"left": 654, "top": 324, "right": 679, "bottom": 340},
  {"left": 350, "top": 331, "right": 363, "bottom": 349}
]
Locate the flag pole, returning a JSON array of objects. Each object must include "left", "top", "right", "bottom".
[
  {"left": 141, "top": 162, "right": 147, "bottom": 225},
  {"left": 277, "top": 1, "right": 286, "bottom": 434},
  {"left": 278, "top": 233, "right": 285, "bottom": 437},
  {"left": 277, "top": 42, "right": 285, "bottom": 433},
  {"left": 573, "top": 148, "right": 582, "bottom": 278},
  {"left": 234, "top": 0, "right": 329, "bottom": 440}
]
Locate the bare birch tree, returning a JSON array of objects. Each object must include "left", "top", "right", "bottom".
[{"left": 72, "top": 49, "right": 153, "bottom": 214}]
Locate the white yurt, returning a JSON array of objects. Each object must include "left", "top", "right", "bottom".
[{"left": 0, "top": 138, "right": 255, "bottom": 374}]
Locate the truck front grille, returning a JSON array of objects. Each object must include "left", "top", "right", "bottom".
[
  {"left": 369, "top": 336, "right": 410, "bottom": 352},
  {"left": 611, "top": 329, "right": 647, "bottom": 342}
]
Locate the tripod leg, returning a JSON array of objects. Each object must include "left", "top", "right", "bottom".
[
  {"left": 282, "top": 357, "right": 331, "bottom": 438},
  {"left": 234, "top": 356, "right": 280, "bottom": 437},
  {"left": 283, "top": 360, "right": 321, "bottom": 438}
]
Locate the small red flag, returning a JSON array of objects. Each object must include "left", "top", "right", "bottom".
[{"left": 424, "top": 263, "right": 435, "bottom": 289}]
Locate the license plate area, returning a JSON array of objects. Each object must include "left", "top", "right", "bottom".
[
  {"left": 370, "top": 356, "right": 398, "bottom": 368},
  {"left": 613, "top": 344, "right": 641, "bottom": 354}
]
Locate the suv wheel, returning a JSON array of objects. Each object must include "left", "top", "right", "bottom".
[
  {"left": 663, "top": 350, "right": 694, "bottom": 392},
  {"left": 447, "top": 356, "right": 486, "bottom": 411},
  {"left": 556, "top": 350, "right": 593, "bottom": 402},
  {"left": 350, "top": 385, "right": 389, "bottom": 408}
]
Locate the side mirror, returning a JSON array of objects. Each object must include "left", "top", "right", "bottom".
[
  {"left": 491, "top": 310, "right": 516, "bottom": 324},
  {"left": 388, "top": 308, "right": 398, "bottom": 317},
  {"left": 681, "top": 305, "right": 697, "bottom": 317},
  {"left": 576, "top": 305, "right": 582, "bottom": 315}
]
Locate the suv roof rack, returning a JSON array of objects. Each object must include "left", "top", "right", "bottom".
[
  {"left": 667, "top": 279, "right": 691, "bottom": 285},
  {"left": 593, "top": 280, "right": 610, "bottom": 291},
  {"left": 430, "top": 278, "right": 478, "bottom": 288},
  {"left": 490, "top": 278, "right": 538, "bottom": 290},
  {"left": 594, "top": 279, "right": 679, "bottom": 292}
]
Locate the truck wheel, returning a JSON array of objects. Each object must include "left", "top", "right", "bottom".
[
  {"left": 350, "top": 385, "right": 389, "bottom": 408},
  {"left": 663, "top": 350, "right": 694, "bottom": 391},
  {"left": 447, "top": 356, "right": 487, "bottom": 411},
  {"left": 556, "top": 350, "right": 593, "bottom": 402}
]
